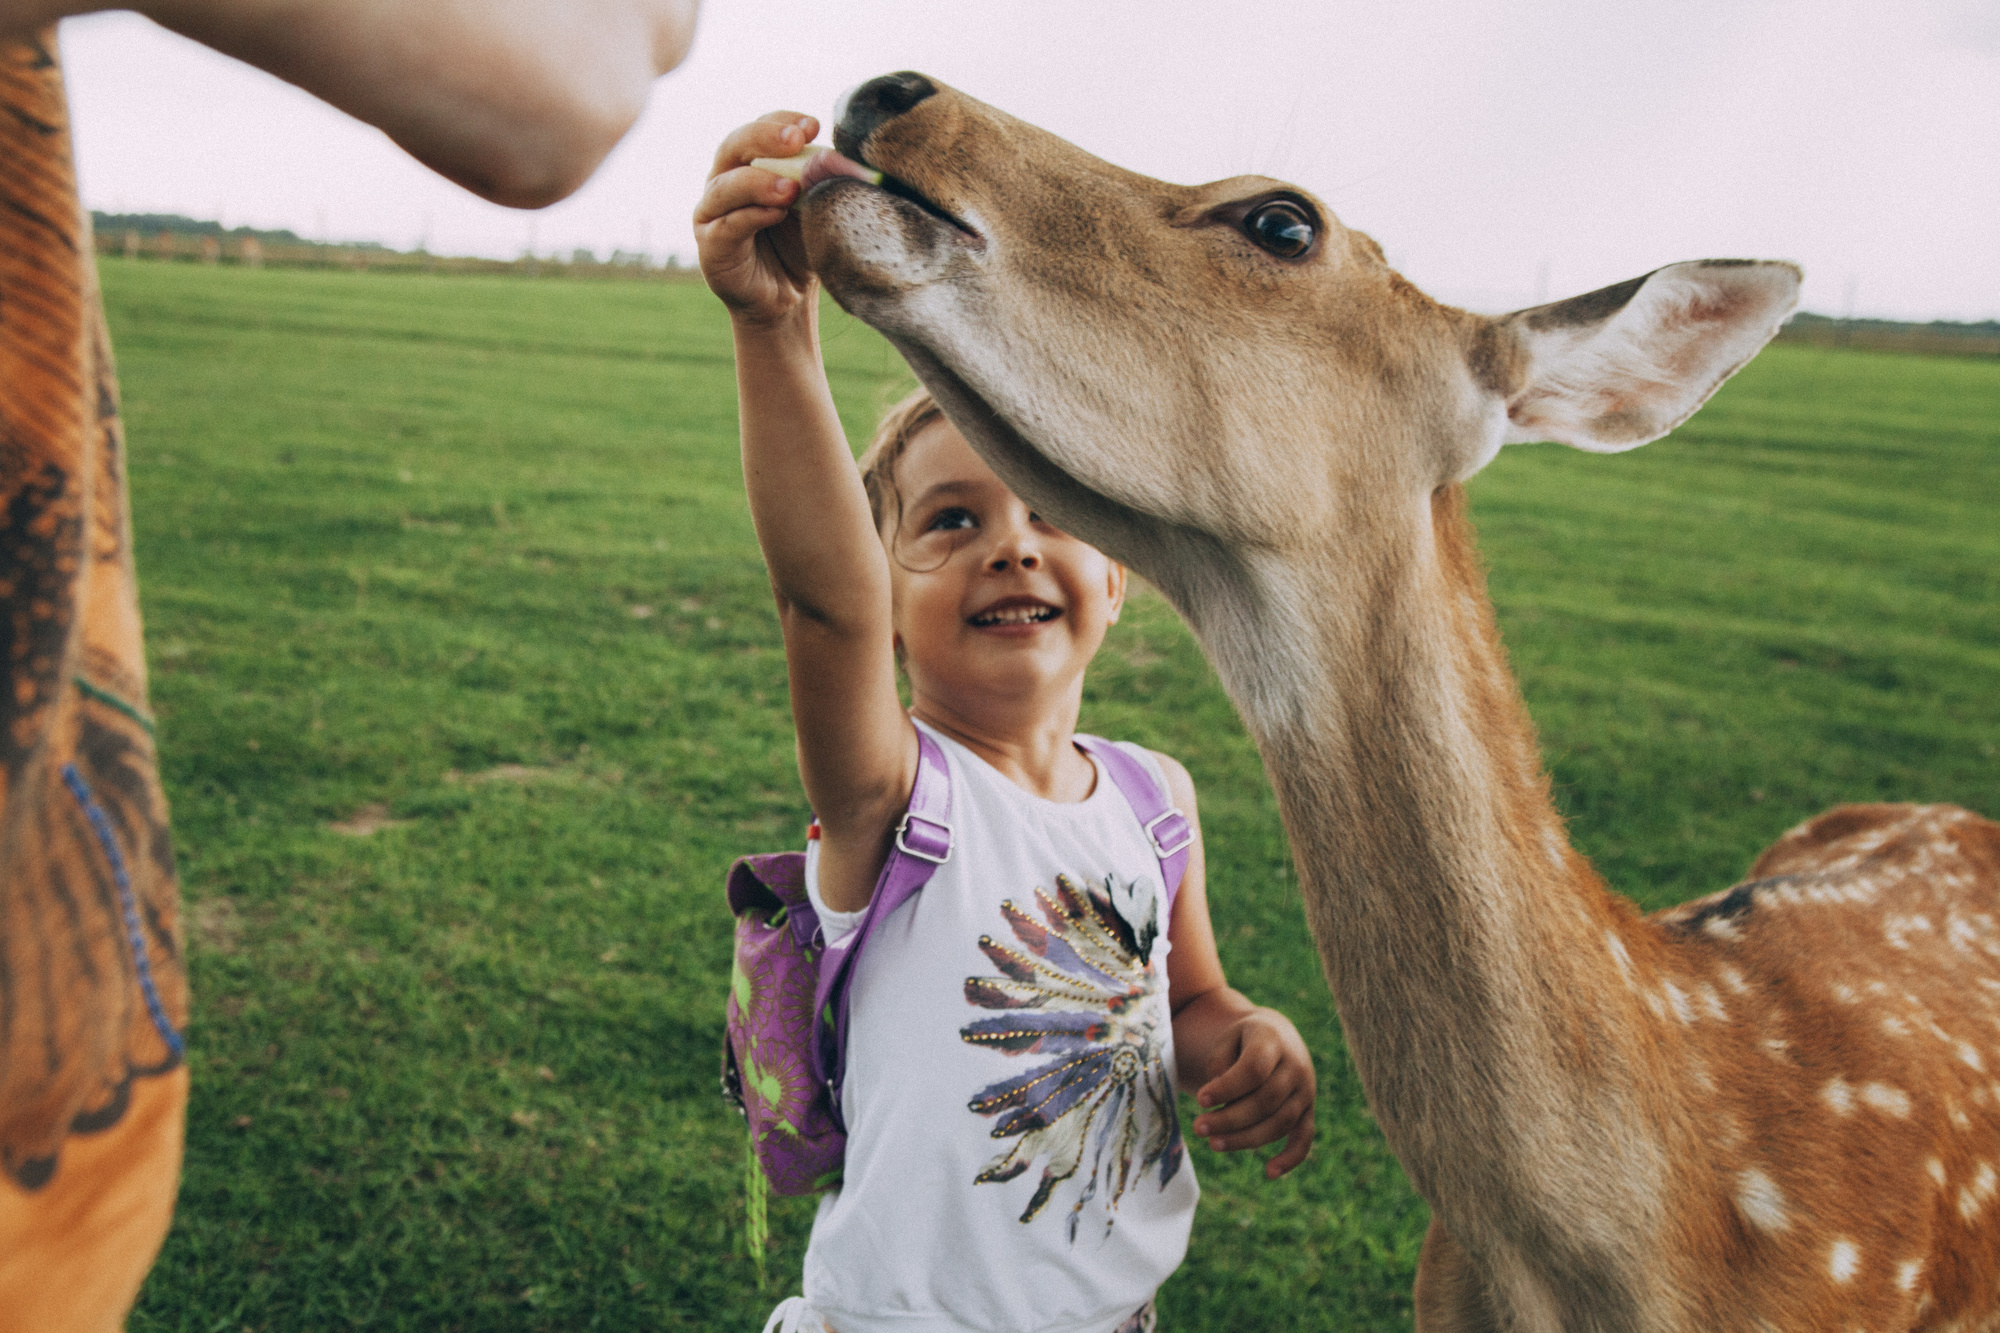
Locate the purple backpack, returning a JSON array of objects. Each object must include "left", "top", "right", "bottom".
[{"left": 721, "top": 732, "right": 1192, "bottom": 1263}]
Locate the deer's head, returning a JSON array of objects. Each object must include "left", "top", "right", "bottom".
[
  {"left": 801, "top": 73, "right": 1800, "bottom": 743},
  {"left": 801, "top": 72, "right": 1800, "bottom": 605}
]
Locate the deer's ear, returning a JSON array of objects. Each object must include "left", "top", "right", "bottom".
[{"left": 1497, "top": 260, "right": 1801, "bottom": 453}]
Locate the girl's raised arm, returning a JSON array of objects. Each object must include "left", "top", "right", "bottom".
[{"left": 695, "top": 114, "right": 915, "bottom": 911}]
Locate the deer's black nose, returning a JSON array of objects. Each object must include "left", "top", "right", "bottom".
[{"left": 833, "top": 72, "right": 939, "bottom": 161}]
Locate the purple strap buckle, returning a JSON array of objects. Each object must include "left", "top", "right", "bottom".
[
  {"left": 894, "top": 811, "right": 953, "bottom": 864},
  {"left": 1144, "top": 808, "right": 1193, "bottom": 859}
]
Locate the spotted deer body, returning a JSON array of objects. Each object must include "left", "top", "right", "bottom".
[
  {"left": 799, "top": 72, "right": 2000, "bottom": 1330},
  {"left": 0, "top": 30, "right": 189, "bottom": 1332}
]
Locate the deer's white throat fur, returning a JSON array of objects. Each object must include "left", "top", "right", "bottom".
[{"left": 805, "top": 72, "right": 2000, "bottom": 1333}]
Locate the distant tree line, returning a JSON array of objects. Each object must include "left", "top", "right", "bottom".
[
  {"left": 90, "top": 211, "right": 693, "bottom": 281},
  {"left": 1777, "top": 311, "right": 1999, "bottom": 358},
  {"left": 92, "top": 211, "right": 386, "bottom": 250},
  {"left": 84, "top": 216, "right": 1997, "bottom": 339}
]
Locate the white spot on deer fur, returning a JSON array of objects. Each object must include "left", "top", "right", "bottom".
[
  {"left": 1883, "top": 1015, "right": 1913, "bottom": 1038},
  {"left": 1928, "top": 1158, "right": 1947, "bottom": 1187},
  {"left": 1896, "top": 1258, "right": 1924, "bottom": 1293},
  {"left": 1764, "top": 1038, "right": 1791, "bottom": 1061},
  {"left": 1699, "top": 984, "right": 1729, "bottom": 1022},
  {"left": 1861, "top": 1083, "right": 1912, "bottom": 1118},
  {"left": 1823, "top": 1078, "right": 1857, "bottom": 1115},
  {"left": 1960, "top": 1042, "right": 1986, "bottom": 1072},
  {"left": 1832, "top": 982, "right": 1859, "bottom": 1005},
  {"left": 1736, "top": 1170, "right": 1789, "bottom": 1232},
  {"left": 1606, "top": 931, "right": 1634, "bottom": 987},
  {"left": 1829, "top": 1239, "right": 1860, "bottom": 1283},
  {"left": 1950, "top": 1100, "right": 1973, "bottom": 1131},
  {"left": 1950, "top": 915, "right": 1981, "bottom": 953},
  {"left": 1541, "top": 825, "right": 1566, "bottom": 869},
  {"left": 1665, "top": 981, "right": 1695, "bottom": 1025},
  {"left": 1886, "top": 915, "right": 1933, "bottom": 949},
  {"left": 1705, "top": 915, "right": 1742, "bottom": 941},
  {"left": 1959, "top": 1162, "right": 1999, "bottom": 1221},
  {"left": 1720, "top": 965, "right": 1751, "bottom": 995}
]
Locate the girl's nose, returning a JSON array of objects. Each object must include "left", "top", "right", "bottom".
[{"left": 985, "top": 508, "right": 1041, "bottom": 571}]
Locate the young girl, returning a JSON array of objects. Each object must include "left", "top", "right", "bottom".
[{"left": 696, "top": 111, "right": 1317, "bottom": 1333}]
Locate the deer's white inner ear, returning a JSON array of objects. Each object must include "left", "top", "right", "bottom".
[{"left": 1501, "top": 260, "right": 1801, "bottom": 453}]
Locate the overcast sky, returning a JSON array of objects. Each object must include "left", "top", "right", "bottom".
[{"left": 63, "top": 0, "right": 2000, "bottom": 321}]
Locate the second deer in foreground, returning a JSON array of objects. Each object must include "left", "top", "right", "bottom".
[{"left": 796, "top": 71, "right": 2000, "bottom": 1332}]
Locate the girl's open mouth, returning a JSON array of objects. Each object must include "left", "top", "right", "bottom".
[{"left": 968, "top": 602, "right": 1060, "bottom": 627}]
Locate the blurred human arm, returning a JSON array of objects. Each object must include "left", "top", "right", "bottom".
[{"left": 4, "top": 0, "right": 700, "bottom": 207}]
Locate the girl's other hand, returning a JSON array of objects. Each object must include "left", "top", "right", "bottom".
[
  {"left": 1188, "top": 1006, "right": 1317, "bottom": 1179},
  {"left": 695, "top": 112, "right": 818, "bottom": 325}
]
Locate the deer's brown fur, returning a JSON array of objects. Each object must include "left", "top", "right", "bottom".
[{"left": 805, "top": 73, "right": 2000, "bottom": 1331}]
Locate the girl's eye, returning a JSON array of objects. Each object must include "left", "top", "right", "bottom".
[{"left": 926, "top": 507, "right": 975, "bottom": 533}]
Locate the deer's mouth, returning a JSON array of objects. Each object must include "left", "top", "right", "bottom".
[
  {"left": 879, "top": 176, "right": 981, "bottom": 243},
  {"left": 804, "top": 174, "right": 980, "bottom": 248}
]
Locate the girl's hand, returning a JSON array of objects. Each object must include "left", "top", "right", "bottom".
[
  {"left": 695, "top": 112, "right": 819, "bottom": 325},
  {"left": 1188, "top": 1005, "right": 1317, "bottom": 1179}
]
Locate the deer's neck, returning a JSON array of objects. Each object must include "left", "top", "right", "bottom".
[{"left": 1183, "top": 484, "right": 1674, "bottom": 1252}]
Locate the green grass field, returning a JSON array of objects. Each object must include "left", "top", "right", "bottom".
[{"left": 100, "top": 259, "right": 1999, "bottom": 1331}]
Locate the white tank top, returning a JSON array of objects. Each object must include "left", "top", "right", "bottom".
[{"left": 801, "top": 721, "right": 1199, "bottom": 1333}]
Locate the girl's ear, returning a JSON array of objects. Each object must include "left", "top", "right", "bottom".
[{"left": 1104, "top": 562, "right": 1127, "bottom": 625}]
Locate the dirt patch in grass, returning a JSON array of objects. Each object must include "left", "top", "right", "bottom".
[
  {"left": 329, "top": 802, "right": 413, "bottom": 836},
  {"left": 447, "top": 763, "right": 561, "bottom": 784},
  {"left": 188, "top": 897, "right": 242, "bottom": 954}
]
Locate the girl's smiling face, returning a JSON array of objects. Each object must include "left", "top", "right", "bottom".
[{"left": 884, "top": 419, "right": 1125, "bottom": 719}]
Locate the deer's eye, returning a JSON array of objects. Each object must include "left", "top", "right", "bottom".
[{"left": 1245, "top": 201, "right": 1315, "bottom": 259}]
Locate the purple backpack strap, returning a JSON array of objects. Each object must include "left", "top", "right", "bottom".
[
  {"left": 810, "top": 728, "right": 953, "bottom": 1127},
  {"left": 1073, "top": 735, "right": 1192, "bottom": 911}
]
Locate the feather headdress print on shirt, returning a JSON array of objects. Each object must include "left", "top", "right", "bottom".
[{"left": 960, "top": 873, "right": 1183, "bottom": 1239}]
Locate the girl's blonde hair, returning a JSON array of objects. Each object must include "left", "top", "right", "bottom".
[{"left": 856, "top": 387, "right": 944, "bottom": 539}]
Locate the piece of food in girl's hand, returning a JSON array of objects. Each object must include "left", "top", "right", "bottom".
[{"left": 750, "top": 144, "right": 884, "bottom": 189}]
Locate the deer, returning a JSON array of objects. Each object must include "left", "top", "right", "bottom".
[{"left": 793, "top": 71, "right": 2000, "bottom": 1331}]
